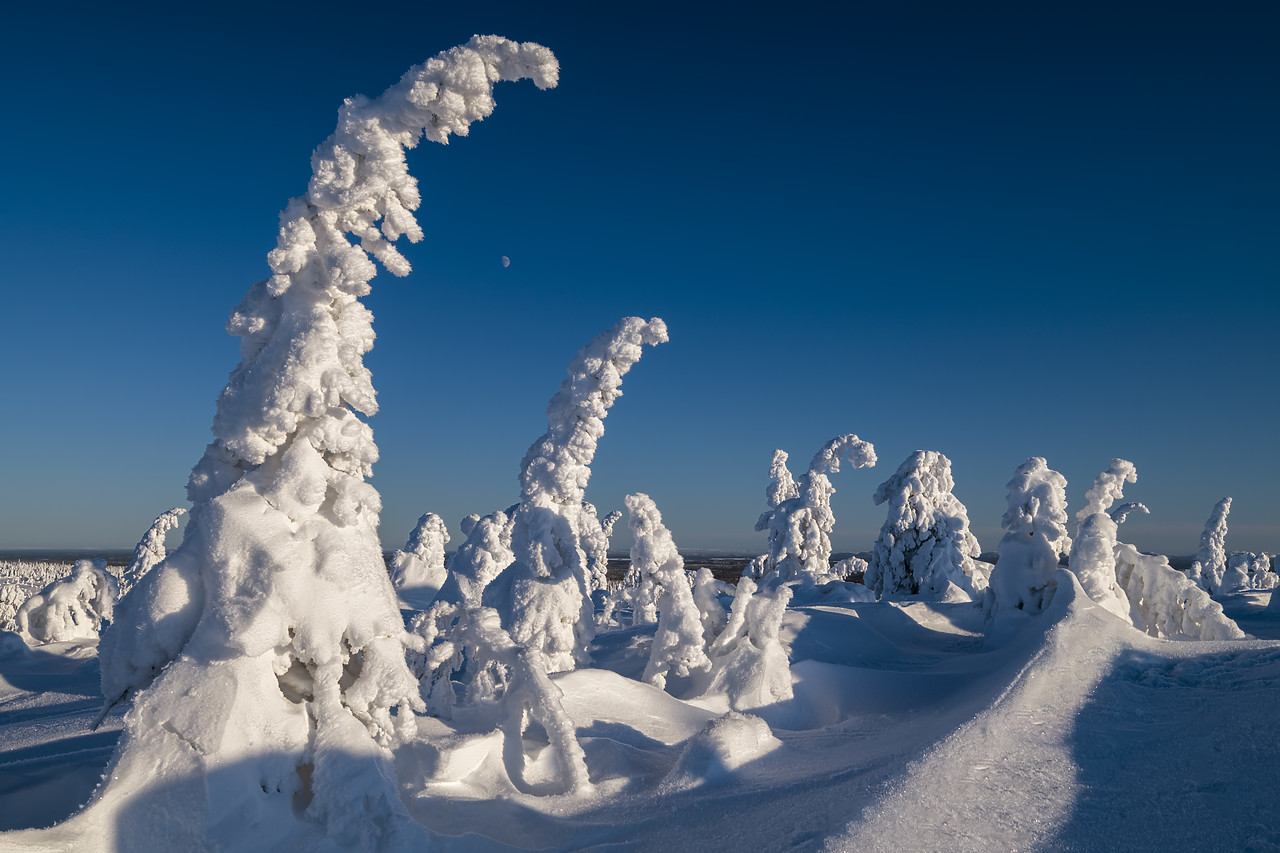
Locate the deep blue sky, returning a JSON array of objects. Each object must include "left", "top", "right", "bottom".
[{"left": 1, "top": 1, "right": 1276, "bottom": 557}]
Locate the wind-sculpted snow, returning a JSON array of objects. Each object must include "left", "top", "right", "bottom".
[
  {"left": 499, "top": 316, "right": 668, "bottom": 673},
  {"left": 755, "top": 435, "right": 877, "bottom": 585},
  {"left": 82, "top": 36, "right": 559, "bottom": 849},
  {"left": 866, "top": 450, "right": 983, "bottom": 599},
  {"left": 118, "top": 507, "right": 185, "bottom": 596}
]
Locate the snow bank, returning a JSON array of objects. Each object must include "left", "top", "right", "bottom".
[
  {"left": 866, "top": 450, "right": 983, "bottom": 599},
  {"left": 15, "top": 559, "right": 117, "bottom": 644}
]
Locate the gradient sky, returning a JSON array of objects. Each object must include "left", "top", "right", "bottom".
[{"left": 1, "top": 1, "right": 1276, "bottom": 557}]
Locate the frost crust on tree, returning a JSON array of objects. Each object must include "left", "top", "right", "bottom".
[
  {"left": 118, "top": 507, "right": 186, "bottom": 596},
  {"left": 1189, "top": 497, "right": 1231, "bottom": 593},
  {"left": 754, "top": 436, "right": 877, "bottom": 585},
  {"left": 626, "top": 493, "right": 712, "bottom": 691},
  {"left": 987, "top": 458, "right": 1072, "bottom": 617},
  {"left": 494, "top": 317, "right": 668, "bottom": 673},
  {"left": 15, "top": 559, "right": 117, "bottom": 644},
  {"left": 865, "top": 450, "right": 983, "bottom": 599},
  {"left": 91, "top": 36, "right": 558, "bottom": 846}
]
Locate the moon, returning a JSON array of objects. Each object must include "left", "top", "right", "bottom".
[{"left": 501, "top": 255, "right": 511, "bottom": 268}]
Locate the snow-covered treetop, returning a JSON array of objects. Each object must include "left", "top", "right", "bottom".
[
  {"left": 119, "top": 507, "right": 185, "bottom": 595},
  {"left": 1196, "top": 497, "right": 1232, "bottom": 567},
  {"left": 1001, "top": 457, "right": 1072, "bottom": 556},
  {"left": 517, "top": 317, "right": 668, "bottom": 513},
  {"left": 1076, "top": 458, "right": 1137, "bottom": 523},
  {"left": 189, "top": 36, "right": 559, "bottom": 502},
  {"left": 765, "top": 450, "right": 799, "bottom": 508},
  {"left": 1108, "top": 501, "right": 1149, "bottom": 525},
  {"left": 809, "top": 435, "right": 878, "bottom": 477}
]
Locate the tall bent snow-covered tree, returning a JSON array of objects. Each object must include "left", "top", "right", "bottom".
[
  {"left": 864, "top": 450, "right": 982, "bottom": 599},
  {"left": 85, "top": 37, "right": 559, "bottom": 849},
  {"left": 754, "top": 435, "right": 877, "bottom": 585},
  {"left": 1189, "top": 497, "right": 1232, "bottom": 593},
  {"left": 485, "top": 317, "right": 668, "bottom": 673}
]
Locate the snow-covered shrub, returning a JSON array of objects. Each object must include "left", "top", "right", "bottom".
[
  {"left": 94, "top": 37, "right": 558, "bottom": 846},
  {"left": 491, "top": 316, "right": 668, "bottom": 673},
  {"left": 698, "top": 577, "right": 794, "bottom": 712},
  {"left": 754, "top": 435, "right": 877, "bottom": 585},
  {"left": 118, "top": 507, "right": 185, "bottom": 596},
  {"left": 832, "top": 555, "right": 869, "bottom": 583},
  {"left": 409, "top": 603, "right": 589, "bottom": 794},
  {"left": 865, "top": 450, "right": 982, "bottom": 599},
  {"left": 1066, "top": 459, "right": 1136, "bottom": 619},
  {"left": 390, "top": 512, "right": 450, "bottom": 606},
  {"left": 16, "top": 559, "right": 117, "bottom": 644},
  {"left": 1114, "top": 544, "right": 1244, "bottom": 640},
  {"left": 1189, "top": 497, "right": 1231, "bottom": 593},
  {"left": 987, "top": 458, "right": 1072, "bottom": 617},
  {"left": 625, "top": 493, "right": 712, "bottom": 691}
]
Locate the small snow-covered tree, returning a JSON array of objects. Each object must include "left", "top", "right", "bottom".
[
  {"left": 390, "top": 512, "right": 450, "bottom": 606},
  {"left": 698, "top": 577, "right": 794, "bottom": 712},
  {"left": 441, "top": 509, "right": 516, "bottom": 608},
  {"left": 1115, "top": 544, "right": 1244, "bottom": 640},
  {"left": 865, "top": 450, "right": 982, "bottom": 599},
  {"left": 118, "top": 507, "right": 185, "bottom": 596},
  {"left": 1222, "top": 551, "right": 1272, "bottom": 593},
  {"left": 492, "top": 317, "right": 668, "bottom": 673},
  {"left": 1066, "top": 459, "right": 1136, "bottom": 619},
  {"left": 16, "top": 559, "right": 117, "bottom": 644},
  {"left": 987, "top": 457, "right": 1072, "bottom": 616},
  {"left": 1189, "top": 497, "right": 1231, "bottom": 593},
  {"left": 626, "top": 493, "right": 711, "bottom": 691},
  {"left": 581, "top": 503, "right": 622, "bottom": 593},
  {"left": 93, "top": 37, "right": 558, "bottom": 846},
  {"left": 754, "top": 435, "right": 877, "bottom": 585}
]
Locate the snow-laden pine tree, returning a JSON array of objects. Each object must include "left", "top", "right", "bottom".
[
  {"left": 487, "top": 317, "right": 668, "bottom": 672},
  {"left": 118, "top": 507, "right": 185, "bottom": 596},
  {"left": 1189, "top": 498, "right": 1232, "bottom": 593},
  {"left": 864, "top": 450, "right": 983, "bottom": 599},
  {"left": 390, "top": 512, "right": 450, "bottom": 607},
  {"left": 90, "top": 37, "right": 558, "bottom": 847},
  {"left": 1066, "top": 459, "right": 1135, "bottom": 619},
  {"left": 626, "top": 493, "right": 712, "bottom": 691},
  {"left": 987, "top": 457, "right": 1072, "bottom": 616},
  {"left": 582, "top": 503, "right": 622, "bottom": 593},
  {"left": 754, "top": 435, "right": 877, "bottom": 585}
]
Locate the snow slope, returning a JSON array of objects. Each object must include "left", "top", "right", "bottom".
[{"left": 3, "top": 575, "right": 1279, "bottom": 850}]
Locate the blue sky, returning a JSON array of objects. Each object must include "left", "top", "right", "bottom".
[{"left": 1, "top": 1, "right": 1276, "bottom": 556}]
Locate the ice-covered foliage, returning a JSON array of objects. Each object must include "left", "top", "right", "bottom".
[
  {"left": 118, "top": 507, "right": 186, "bottom": 596},
  {"left": 409, "top": 604, "right": 589, "bottom": 795},
  {"left": 390, "top": 512, "right": 449, "bottom": 605},
  {"left": 1113, "top": 544, "right": 1244, "bottom": 639},
  {"left": 1067, "top": 460, "right": 1136, "bottom": 619},
  {"left": 581, "top": 503, "right": 622, "bottom": 593},
  {"left": 698, "top": 577, "right": 794, "bottom": 712},
  {"left": 987, "top": 458, "right": 1072, "bottom": 616},
  {"left": 92, "top": 37, "right": 557, "bottom": 846},
  {"left": 494, "top": 317, "right": 668, "bottom": 673},
  {"left": 865, "top": 450, "right": 982, "bottom": 599},
  {"left": 1189, "top": 497, "right": 1231, "bottom": 593},
  {"left": 754, "top": 435, "right": 877, "bottom": 585},
  {"left": 625, "top": 494, "right": 712, "bottom": 691},
  {"left": 16, "top": 559, "right": 117, "bottom": 644}
]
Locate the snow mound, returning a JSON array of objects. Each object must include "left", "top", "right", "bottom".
[
  {"left": 16, "top": 559, "right": 117, "bottom": 644},
  {"left": 663, "top": 712, "right": 780, "bottom": 790}
]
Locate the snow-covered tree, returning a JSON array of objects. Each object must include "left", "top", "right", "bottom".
[
  {"left": 1066, "top": 459, "right": 1136, "bottom": 619},
  {"left": 754, "top": 435, "right": 877, "bottom": 585},
  {"left": 0, "top": 584, "right": 24, "bottom": 633},
  {"left": 691, "top": 567, "right": 730, "bottom": 644},
  {"left": 865, "top": 450, "right": 983, "bottom": 599},
  {"left": 16, "top": 559, "right": 117, "bottom": 644},
  {"left": 390, "top": 512, "right": 450, "bottom": 606},
  {"left": 581, "top": 503, "right": 622, "bottom": 593},
  {"left": 1114, "top": 544, "right": 1244, "bottom": 640},
  {"left": 93, "top": 37, "right": 558, "bottom": 846},
  {"left": 626, "top": 493, "right": 712, "bottom": 691},
  {"left": 118, "top": 507, "right": 186, "bottom": 596},
  {"left": 1222, "top": 551, "right": 1272, "bottom": 593},
  {"left": 987, "top": 457, "right": 1072, "bottom": 616},
  {"left": 1189, "top": 497, "right": 1231, "bottom": 593},
  {"left": 698, "top": 577, "right": 794, "bottom": 711},
  {"left": 440, "top": 509, "right": 516, "bottom": 608},
  {"left": 491, "top": 317, "right": 668, "bottom": 673}
]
